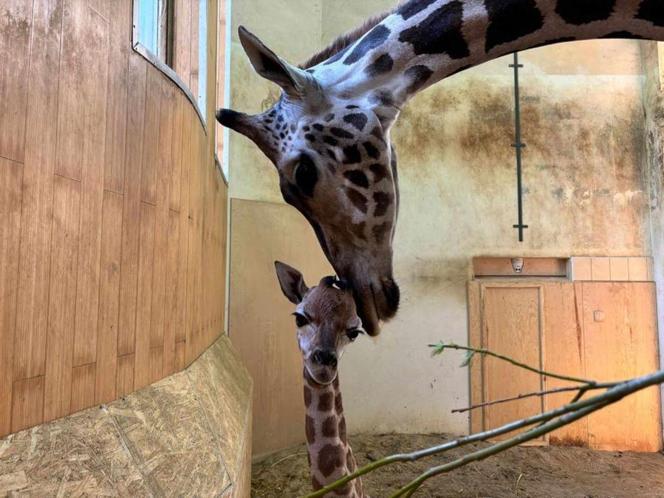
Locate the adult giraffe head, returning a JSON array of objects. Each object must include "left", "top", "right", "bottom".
[
  {"left": 218, "top": 17, "right": 404, "bottom": 336},
  {"left": 218, "top": 1, "right": 664, "bottom": 335}
]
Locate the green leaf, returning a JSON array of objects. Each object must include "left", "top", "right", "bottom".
[{"left": 461, "top": 350, "right": 475, "bottom": 367}]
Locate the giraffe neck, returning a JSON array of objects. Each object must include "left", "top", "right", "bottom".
[
  {"left": 303, "top": 369, "right": 363, "bottom": 497},
  {"left": 314, "top": 0, "right": 664, "bottom": 108}
]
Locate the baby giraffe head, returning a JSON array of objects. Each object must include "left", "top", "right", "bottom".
[{"left": 275, "top": 261, "right": 365, "bottom": 385}]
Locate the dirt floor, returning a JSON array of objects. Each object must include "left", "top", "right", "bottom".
[{"left": 251, "top": 433, "right": 664, "bottom": 497}]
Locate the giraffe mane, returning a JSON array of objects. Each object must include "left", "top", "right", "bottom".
[{"left": 300, "top": 10, "right": 394, "bottom": 69}]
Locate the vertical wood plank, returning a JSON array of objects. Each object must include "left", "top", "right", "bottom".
[
  {"left": 0, "top": 159, "right": 23, "bottom": 436},
  {"left": 0, "top": 0, "right": 33, "bottom": 163},
  {"left": 134, "top": 202, "right": 156, "bottom": 390},
  {"left": 173, "top": 0, "right": 192, "bottom": 88},
  {"left": 72, "top": 6, "right": 110, "bottom": 366},
  {"left": 149, "top": 347, "right": 163, "bottom": 384},
  {"left": 11, "top": 377, "right": 44, "bottom": 433},
  {"left": 44, "top": 175, "right": 81, "bottom": 422},
  {"left": 140, "top": 68, "right": 162, "bottom": 205},
  {"left": 163, "top": 209, "right": 181, "bottom": 376},
  {"left": 95, "top": 190, "right": 123, "bottom": 404},
  {"left": 14, "top": 0, "right": 64, "bottom": 381},
  {"left": 103, "top": 0, "right": 131, "bottom": 193},
  {"left": 169, "top": 97, "right": 184, "bottom": 212},
  {"left": 55, "top": 1, "right": 108, "bottom": 182},
  {"left": 70, "top": 363, "right": 96, "bottom": 413},
  {"left": 116, "top": 354, "right": 135, "bottom": 397},
  {"left": 118, "top": 54, "right": 147, "bottom": 357},
  {"left": 149, "top": 82, "right": 175, "bottom": 352},
  {"left": 543, "top": 282, "right": 589, "bottom": 446},
  {"left": 175, "top": 341, "right": 186, "bottom": 372}
]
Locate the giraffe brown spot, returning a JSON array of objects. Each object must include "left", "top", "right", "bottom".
[
  {"left": 373, "top": 90, "right": 395, "bottom": 107},
  {"left": 351, "top": 222, "right": 367, "bottom": 240},
  {"left": 344, "top": 113, "right": 368, "bottom": 131},
  {"left": 370, "top": 126, "right": 385, "bottom": 143},
  {"left": 331, "top": 127, "right": 354, "bottom": 139},
  {"left": 344, "top": 170, "right": 369, "bottom": 188},
  {"left": 318, "top": 444, "right": 344, "bottom": 478},
  {"left": 363, "top": 141, "right": 380, "bottom": 160},
  {"left": 305, "top": 415, "right": 316, "bottom": 444},
  {"left": 366, "top": 53, "right": 394, "bottom": 77},
  {"left": 345, "top": 188, "right": 369, "bottom": 213},
  {"left": 405, "top": 65, "right": 433, "bottom": 94},
  {"left": 322, "top": 415, "right": 337, "bottom": 437},
  {"left": 344, "top": 25, "right": 391, "bottom": 65},
  {"left": 318, "top": 392, "right": 334, "bottom": 411},
  {"left": 485, "top": 0, "right": 544, "bottom": 52},
  {"left": 324, "top": 113, "right": 335, "bottom": 122},
  {"left": 339, "top": 417, "right": 348, "bottom": 444},
  {"left": 373, "top": 191, "right": 392, "bottom": 217},
  {"left": 637, "top": 0, "right": 664, "bottom": 27},
  {"left": 304, "top": 385, "right": 312, "bottom": 407},
  {"left": 305, "top": 133, "right": 316, "bottom": 142},
  {"left": 372, "top": 222, "right": 391, "bottom": 244},
  {"left": 346, "top": 105, "right": 359, "bottom": 109},
  {"left": 370, "top": 163, "right": 388, "bottom": 182},
  {"left": 396, "top": 0, "right": 438, "bottom": 20},
  {"left": 313, "top": 123, "right": 324, "bottom": 131},
  {"left": 399, "top": 1, "right": 469, "bottom": 59},
  {"left": 555, "top": 0, "right": 615, "bottom": 25},
  {"left": 335, "top": 392, "right": 343, "bottom": 413},
  {"left": 323, "top": 135, "right": 339, "bottom": 146},
  {"left": 343, "top": 145, "right": 362, "bottom": 164}
]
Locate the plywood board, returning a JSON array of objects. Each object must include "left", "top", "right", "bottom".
[
  {"left": 481, "top": 285, "right": 544, "bottom": 442},
  {"left": 542, "top": 282, "right": 589, "bottom": 446},
  {"left": 582, "top": 282, "right": 662, "bottom": 452}
]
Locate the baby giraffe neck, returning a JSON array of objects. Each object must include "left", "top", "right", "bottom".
[{"left": 303, "top": 369, "right": 363, "bottom": 497}]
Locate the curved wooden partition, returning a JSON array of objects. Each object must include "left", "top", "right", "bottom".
[{"left": 0, "top": 0, "right": 227, "bottom": 437}]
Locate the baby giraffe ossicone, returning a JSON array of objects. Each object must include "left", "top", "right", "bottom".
[{"left": 275, "top": 261, "right": 366, "bottom": 497}]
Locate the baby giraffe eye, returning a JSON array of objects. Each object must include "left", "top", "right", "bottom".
[
  {"left": 293, "top": 312, "right": 310, "bottom": 328},
  {"left": 346, "top": 328, "right": 363, "bottom": 341}
]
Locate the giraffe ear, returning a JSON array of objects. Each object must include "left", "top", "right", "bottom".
[
  {"left": 238, "top": 26, "right": 315, "bottom": 98},
  {"left": 274, "top": 261, "right": 309, "bottom": 305}
]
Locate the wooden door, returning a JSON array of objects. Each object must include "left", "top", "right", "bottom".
[
  {"left": 581, "top": 282, "right": 662, "bottom": 452},
  {"left": 477, "top": 284, "right": 545, "bottom": 441}
]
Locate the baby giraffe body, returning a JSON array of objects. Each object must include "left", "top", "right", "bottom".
[{"left": 274, "top": 261, "right": 365, "bottom": 497}]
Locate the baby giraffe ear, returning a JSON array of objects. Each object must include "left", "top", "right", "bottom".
[
  {"left": 238, "top": 26, "right": 315, "bottom": 98},
  {"left": 274, "top": 261, "right": 309, "bottom": 304}
]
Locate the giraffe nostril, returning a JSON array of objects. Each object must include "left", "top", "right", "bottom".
[{"left": 313, "top": 350, "right": 337, "bottom": 367}]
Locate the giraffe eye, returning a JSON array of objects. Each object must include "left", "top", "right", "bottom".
[
  {"left": 293, "top": 154, "right": 318, "bottom": 197},
  {"left": 346, "top": 328, "right": 363, "bottom": 341},
  {"left": 293, "top": 313, "right": 310, "bottom": 328}
]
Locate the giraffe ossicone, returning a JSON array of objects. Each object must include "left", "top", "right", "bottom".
[
  {"left": 274, "top": 261, "right": 365, "bottom": 497},
  {"left": 220, "top": 0, "right": 664, "bottom": 335}
]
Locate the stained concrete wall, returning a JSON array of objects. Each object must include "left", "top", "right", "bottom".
[
  {"left": 641, "top": 42, "right": 664, "bottom": 422},
  {"left": 0, "top": 337, "right": 252, "bottom": 497},
  {"left": 227, "top": 0, "right": 653, "bottom": 455}
]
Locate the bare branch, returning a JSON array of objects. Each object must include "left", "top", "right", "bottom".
[
  {"left": 451, "top": 382, "right": 616, "bottom": 414},
  {"left": 429, "top": 342, "right": 596, "bottom": 385}
]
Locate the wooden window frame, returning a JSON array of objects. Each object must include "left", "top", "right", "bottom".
[{"left": 132, "top": 0, "right": 208, "bottom": 130}]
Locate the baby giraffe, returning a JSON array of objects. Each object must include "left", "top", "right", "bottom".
[{"left": 275, "top": 261, "right": 366, "bottom": 497}]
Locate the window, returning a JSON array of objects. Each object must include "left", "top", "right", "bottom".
[
  {"left": 133, "top": 0, "right": 209, "bottom": 126},
  {"left": 135, "top": 0, "right": 173, "bottom": 66}
]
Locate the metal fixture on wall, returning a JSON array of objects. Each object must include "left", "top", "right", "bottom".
[{"left": 510, "top": 52, "right": 528, "bottom": 242}]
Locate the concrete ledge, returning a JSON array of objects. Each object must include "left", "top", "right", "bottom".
[{"left": 0, "top": 336, "right": 252, "bottom": 497}]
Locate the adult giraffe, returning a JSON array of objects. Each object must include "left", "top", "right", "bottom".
[{"left": 217, "top": 0, "right": 664, "bottom": 335}]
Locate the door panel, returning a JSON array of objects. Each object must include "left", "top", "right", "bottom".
[
  {"left": 482, "top": 285, "right": 544, "bottom": 441},
  {"left": 582, "top": 282, "right": 662, "bottom": 452}
]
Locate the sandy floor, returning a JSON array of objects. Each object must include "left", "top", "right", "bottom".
[{"left": 252, "top": 433, "right": 664, "bottom": 497}]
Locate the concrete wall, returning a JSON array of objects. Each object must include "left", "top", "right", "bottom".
[
  {"left": 227, "top": 0, "right": 653, "bottom": 455},
  {"left": 641, "top": 42, "right": 664, "bottom": 421}
]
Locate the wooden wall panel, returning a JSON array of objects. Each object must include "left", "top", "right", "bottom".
[
  {"left": 0, "top": 1, "right": 32, "bottom": 163},
  {"left": 0, "top": 0, "right": 227, "bottom": 437},
  {"left": 0, "top": 159, "right": 23, "bottom": 436},
  {"left": 13, "top": 0, "right": 64, "bottom": 382}
]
